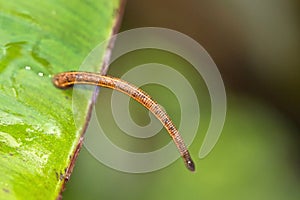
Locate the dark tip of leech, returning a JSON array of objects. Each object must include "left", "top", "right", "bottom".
[{"left": 186, "top": 158, "right": 195, "bottom": 172}]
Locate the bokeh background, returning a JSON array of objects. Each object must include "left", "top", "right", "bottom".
[{"left": 63, "top": 0, "right": 300, "bottom": 199}]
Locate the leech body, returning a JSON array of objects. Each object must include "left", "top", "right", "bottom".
[{"left": 53, "top": 71, "right": 195, "bottom": 172}]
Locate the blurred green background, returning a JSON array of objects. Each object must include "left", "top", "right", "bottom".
[{"left": 64, "top": 0, "right": 300, "bottom": 199}]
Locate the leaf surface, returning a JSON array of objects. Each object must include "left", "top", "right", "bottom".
[{"left": 0, "top": 1, "right": 122, "bottom": 199}]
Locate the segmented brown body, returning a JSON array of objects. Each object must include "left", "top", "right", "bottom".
[{"left": 53, "top": 71, "right": 195, "bottom": 172}]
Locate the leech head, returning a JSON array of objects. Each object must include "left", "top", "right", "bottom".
[
  {"left": 183, "top": 152, "right": 195, "bottom": 172},
  {"left": 52, "top": 72, "right": 76, "bottom": 89},
  {"left": 186, "top": 158, "right": 195, "bottom": 172}
]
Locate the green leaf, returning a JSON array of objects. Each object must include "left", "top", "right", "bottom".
[{"left": 0, "top": 0, "right": 122, "bottom": 199}]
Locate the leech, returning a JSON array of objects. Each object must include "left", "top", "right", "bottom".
[{"left": 52, "top": 71, "right": 195, "bottom": 172}]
